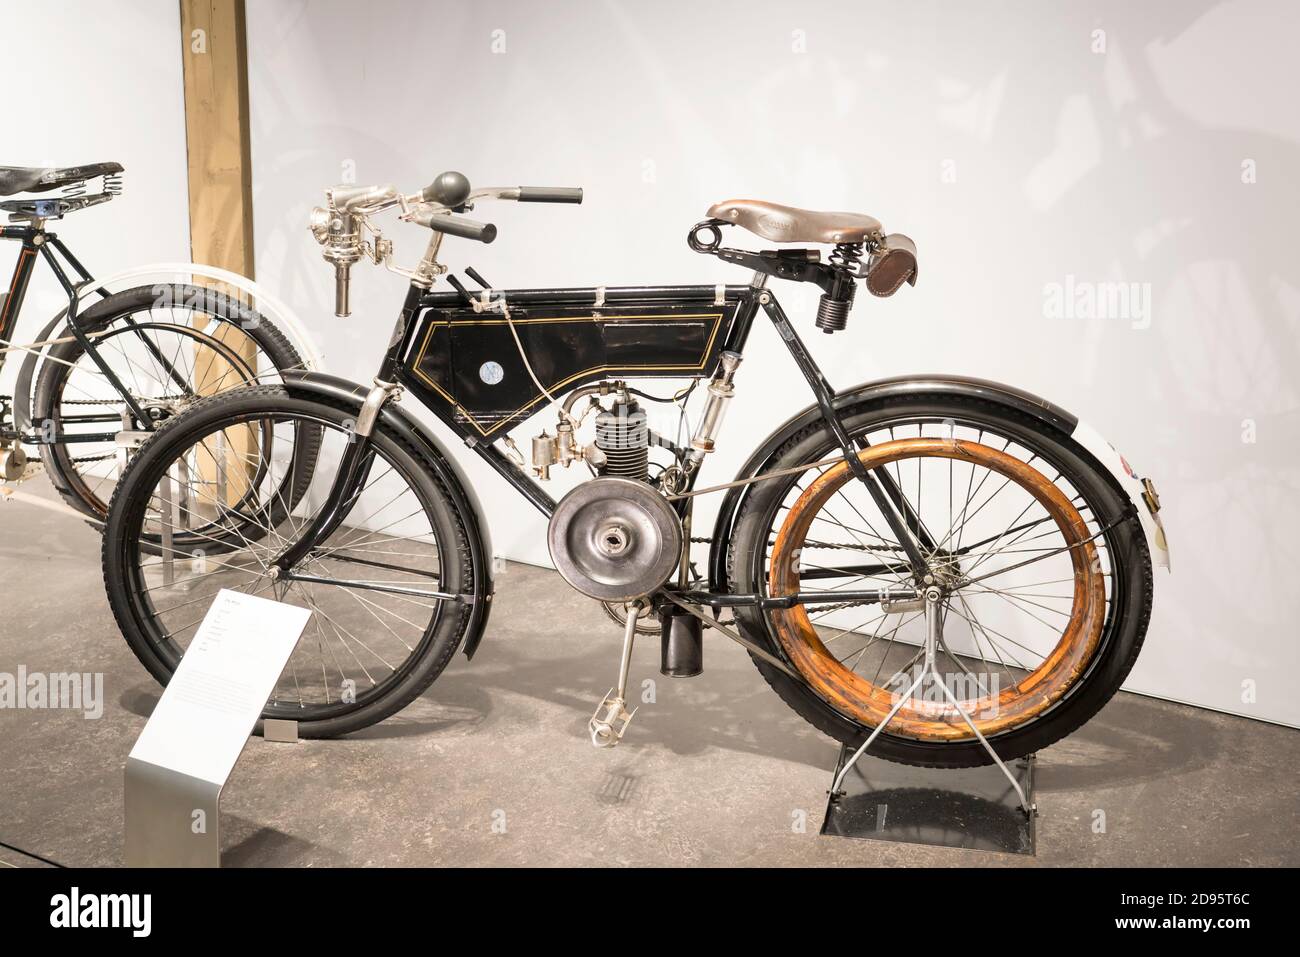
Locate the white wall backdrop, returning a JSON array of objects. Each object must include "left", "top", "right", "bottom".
[
  {"left": 245, "top": 0, "right": 1300, "bottom": 727},
  {"left": 0, "top": 1, "right": 191, "bottom": 333}
]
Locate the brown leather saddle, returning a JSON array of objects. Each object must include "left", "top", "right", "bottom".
[
  {"left": 705, "top": 198, "right": 916, "bottom": 297},
  {"left": 706, "top": 198, "right": 882, "bottom": 245}
]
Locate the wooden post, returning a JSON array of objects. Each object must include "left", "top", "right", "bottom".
[
  {"left": 179, "top": 0, "right": 255, "bottom": 279},
  {"left": 179, "top": 0, "right": 258, "bottom": 505}
]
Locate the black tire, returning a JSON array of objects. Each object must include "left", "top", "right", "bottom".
[
  {"left": 727, "top": 393, "right": 1153, "bottom": 768},
  {"left": 33, "top": 284, "right": 309, "bottom": 520},
  {"left": 102, "top": 386, "right": 473, "bottom": 738}
]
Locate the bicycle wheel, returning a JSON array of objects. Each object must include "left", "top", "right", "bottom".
[
  {"left": 102, "top": 386, "right": 473, "bottom": 737},
  {"left": 33, "top": 283, "right": 309, "bottom": 519},
  {"left": 727, "top": 393, "right": 1152, "bottom": 768}
]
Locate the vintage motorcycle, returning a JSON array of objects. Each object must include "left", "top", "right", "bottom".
[{"left": 100, "top": 171, "right": 1168, "bottom": 769}]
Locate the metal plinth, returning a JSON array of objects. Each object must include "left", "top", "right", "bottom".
[
  {"left": 121, "top": 590, "right": 313, "bottom": 867},
  {"left": 822, "top": 748, "right": 1036, "bottom": 855},
  {"left": 124, "top": 757, "right": 222, "bottom": 867}
]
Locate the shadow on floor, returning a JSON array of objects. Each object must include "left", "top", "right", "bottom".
[
  {"left": 222, "top": 818, "right": 346, "bottom": 867},
  {"left": 108, "top": 566, "right": 1231, "bottom": 798}
]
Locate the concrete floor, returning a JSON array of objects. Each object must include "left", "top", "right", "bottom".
[{"left": 1, "top": 478, "right": 1297, "bottom": 867}]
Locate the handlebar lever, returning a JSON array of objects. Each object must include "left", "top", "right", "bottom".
[
  {"left": 407, "top": 205, "right": 497, "bottom": 243},
  {"left": 464, "top": 266, "right": 494, "bottom": 289},
  {"left": 444, "top": 273, "right": 474, "bottom": 306}
]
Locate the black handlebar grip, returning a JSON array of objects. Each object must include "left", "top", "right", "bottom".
[
  {"left": 426, "top": 214, "right": 497, "bottom": 243},
  {"left": 517, "top": 186, "right": 583, "bottom": 204},
  {"left": 422, "top": 171, "right": 472, "bottom": 207}
]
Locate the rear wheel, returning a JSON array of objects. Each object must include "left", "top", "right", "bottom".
[
  {"left": 727, "top": 394, "right": 1152, "bottom": 768},
  {"left": 102, "top": 387, "right": 473, "bottom": 737},
  {"left": 33, "top": 283, "right": 310, "bottom": 520}
]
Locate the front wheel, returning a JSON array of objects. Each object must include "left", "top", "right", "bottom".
[
  {"left": 102, "top": 386, "right": 474, "bottom": 737},
  {"left": 726, "top": 393, "right": 1153, "bottom": 768}
]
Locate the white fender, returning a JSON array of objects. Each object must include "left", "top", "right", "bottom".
[
  {"left": 10, "top": 262, "right": 323, "bottom": 432},
  {"left": 70, "top": 261, "right": 324, "bottom": 370},
  {"left": 1070, "top": 418, "right": 1170, "bottom": 571}
]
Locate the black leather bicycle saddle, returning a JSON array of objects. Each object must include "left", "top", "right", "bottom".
[
  {"left": 707, "top": 198, "right": 882, "bottom": 244},
  {"left": 0, "top": 162, "right": 123, "bottom": 196}
]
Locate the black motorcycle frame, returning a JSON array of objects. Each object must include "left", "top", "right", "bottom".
[{"left": 271, "top": 269, "right": 938, "bottom": 616}]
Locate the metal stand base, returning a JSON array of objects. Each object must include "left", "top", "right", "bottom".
[
  {"left": 828, "top": 588, "right": 1036, "bottom": 818},
  {"left": 822, "top": 749, "right": 1037, "bottom": 855}
]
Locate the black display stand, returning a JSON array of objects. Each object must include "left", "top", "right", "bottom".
[{"left": 822, "top": 748, "right": 1037, "bottom": 855}]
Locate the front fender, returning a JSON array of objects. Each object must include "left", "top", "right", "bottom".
[
  {"left": 282, "top": 371, "right": 496, "bottom": 657},
  {"left": 707, "top": 373, "right": 1167, "bottom": 590}
]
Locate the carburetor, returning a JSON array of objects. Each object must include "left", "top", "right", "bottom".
[
  {"left": 530, "top": 382, "right": 618, "bottom": 480},
  {"left": 532, "top": 418, "right": 602, "bottom": 479}
]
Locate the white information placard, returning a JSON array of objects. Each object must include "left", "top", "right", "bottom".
[{"left": 128, "top": 589, "right": 311, "bottom": 785}]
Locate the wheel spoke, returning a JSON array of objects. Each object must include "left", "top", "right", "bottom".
[
  {"left": 116, "top": 406, "right": 455, "bottom": 724},
  {"left": 761, "top": 421, "right": 1111, "bottom": 744}
]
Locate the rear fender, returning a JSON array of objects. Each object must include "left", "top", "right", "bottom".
[
  {"left": 1070, "top": 418, "right": 1170, "bottom": 570},
  {"left": 12, "top": 262, "right": 321, "bottom": 433},
  {"left": 707, "top": 373, "right": 1168, "bottom": 590}
]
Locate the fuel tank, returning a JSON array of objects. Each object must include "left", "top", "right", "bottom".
[{"left": 401, "top": 285, "right": 744, "bottom": 437}]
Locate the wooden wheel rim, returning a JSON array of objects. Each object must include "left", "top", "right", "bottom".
[{"left": 767, "top": 437, "right": 1106, "bottom": 741}]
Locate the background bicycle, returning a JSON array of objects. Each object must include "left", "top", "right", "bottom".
[{"left": 0, "top": 162, "right": 318, "bottom": 520}]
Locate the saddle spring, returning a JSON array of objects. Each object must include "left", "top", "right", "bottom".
[
  {"left": 815, "top": 241, "right": 864, "bottom": 334},
  {"left": 60, "top": 171, "right": 122, "bottom": 200}
]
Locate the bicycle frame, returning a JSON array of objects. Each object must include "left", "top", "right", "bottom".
[{"left": 1, "top": 223, "right": 179, "bottom": 441}]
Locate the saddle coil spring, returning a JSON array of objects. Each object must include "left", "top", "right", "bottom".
[
  {"left": 815, "top": 242, "right": 864, "bottom": 334},
  {"left": 60, "top": 171, "right": 122, "bottom": 200}
]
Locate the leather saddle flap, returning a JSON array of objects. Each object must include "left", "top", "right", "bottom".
[{"left": 864, "top": 233, "right": 918, "bottom": 298}]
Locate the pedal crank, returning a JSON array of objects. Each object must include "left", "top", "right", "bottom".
[
  {"left": 587, "top": 597, "right": 647, "bottom": 748},
  {"left": 589, "top": 688, "right": 637, "bottom": 748}
]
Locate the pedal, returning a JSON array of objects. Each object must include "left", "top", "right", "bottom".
[
  {"left": 588, "top": 688, "right": 637, "bottom": 748},
  {"left": 1, "top": 446, "right": 42, "bottom": 485}
]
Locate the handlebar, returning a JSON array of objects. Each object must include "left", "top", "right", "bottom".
[
  {"left": 408, "top": 206, "right": 497, "bottom": 243},
  {"left": 311, "top": 171, "right": 581, "bottom": 317},
  {"left": 516, "top": 186, "right": 584, "bottom": 204}
]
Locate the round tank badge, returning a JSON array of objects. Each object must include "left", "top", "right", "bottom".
[{"left": 479, "top": 361, "right": 504, "bottom": 385}]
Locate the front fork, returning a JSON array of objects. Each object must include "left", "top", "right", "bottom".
[{"left": 271, "top": 378, "right": 399, "bottom": 575}]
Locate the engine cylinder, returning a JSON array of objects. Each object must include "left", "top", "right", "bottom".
[{"left": 595, "top": 397, "right": 649, "bottom": 480}]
